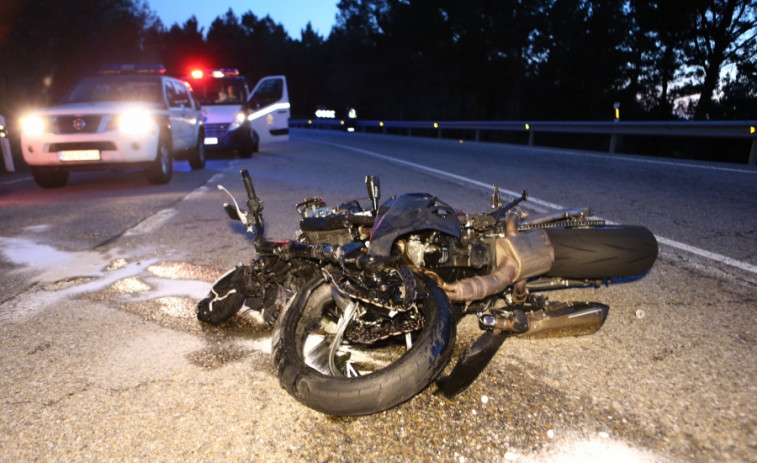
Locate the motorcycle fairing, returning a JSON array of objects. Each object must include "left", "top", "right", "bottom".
[{"left": 368, "top": 193, "right": 461, "bottom": 257}]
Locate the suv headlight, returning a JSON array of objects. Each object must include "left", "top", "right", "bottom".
[
  {"left": 119, "top": 109, "right": 153, "bottom": 135},
  {"left": 21, "top": 115, "right": 45, "bottom": 137},
  {"left": 229, "top": 111, "right": 246, "bottom": 131}
]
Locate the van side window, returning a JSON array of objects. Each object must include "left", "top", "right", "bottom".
[{"left": 249, "top": 78, "right": 283, "bottom": 109}]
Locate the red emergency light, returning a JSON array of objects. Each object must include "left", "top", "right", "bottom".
[{"left": 189, "top": 68, "right": 240, "bottom": 79}]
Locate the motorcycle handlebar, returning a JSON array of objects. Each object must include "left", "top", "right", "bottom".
[
  {"left": 241, "top": 169, "right": 256, "bottom": 200},
  {"left": 240, "top": 169, "right": 265, "bottom": 239}
]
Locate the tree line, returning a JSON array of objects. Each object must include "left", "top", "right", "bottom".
[{"left": 1, "top": 0, "right": 755, "bottom": 126}]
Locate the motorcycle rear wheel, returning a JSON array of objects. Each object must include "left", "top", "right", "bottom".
[
  {"left": 545, "top": 225, "right": 658, "bottom": 279},
  {"left": 273, "top": 271, "right": 455, "bottom": 416}
]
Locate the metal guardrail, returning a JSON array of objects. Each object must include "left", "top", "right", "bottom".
[{"left": 291, "top": 118, "right": 757, "bottom": 165}]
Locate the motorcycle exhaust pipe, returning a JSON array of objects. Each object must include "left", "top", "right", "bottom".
[
  {"left": 443, "top": 230, "right": 554, "bottom": 302},
  {"left": 516, "top": 301, "right": 609, "bottom": 339}
]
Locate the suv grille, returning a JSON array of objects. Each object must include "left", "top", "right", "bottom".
[{"left": 55, "top": 115, "right": 102, "bottom": 134}]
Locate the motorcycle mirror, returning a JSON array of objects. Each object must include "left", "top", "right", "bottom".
[{"left": 491, "top": 184, "right": 502, "bottom": 209}]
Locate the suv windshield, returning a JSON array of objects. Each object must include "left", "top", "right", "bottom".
[
  {"left": 66, "top": 75, "right": 163, "bottom": 104},
  {"left": 190, "top": 78, "right": 247, "bottom": 105}
]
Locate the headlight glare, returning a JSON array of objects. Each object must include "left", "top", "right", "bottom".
[
  {"left": 119, "top": 109, "right": 153, "bottom": 135},
  {"left": 21, "top": 115, "right": 45, "bottom": 136},
  {"left": 229, "top": 111, "right": 246, "bottom": 130}
]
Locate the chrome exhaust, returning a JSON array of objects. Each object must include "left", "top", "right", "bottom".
[{"left": 517, "top": 301, "right": 609, "bottom": 339}]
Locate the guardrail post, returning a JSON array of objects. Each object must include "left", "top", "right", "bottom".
[
  {"left": 750, "top": 139, "right": 757, "bottom": 165},
  {"left": 609, "top": 134, "right": 618, "bottom": 153},
  {"left": 528, "top": 131, "right": 534, "bottom": 146}
]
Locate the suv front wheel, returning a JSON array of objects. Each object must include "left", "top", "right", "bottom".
[
  {"left": 145, "top": 136, "right": 173, "bottom": 184},
  {"left": 31, "top": 166, "right": 69, "bottom": 188},
  {"left": 188, "top": 132, "right": 206, "bottom": 170}
]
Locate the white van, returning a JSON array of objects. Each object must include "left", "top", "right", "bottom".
[{"left": 187, "top": 69, "right": 290, "bottom": 157}]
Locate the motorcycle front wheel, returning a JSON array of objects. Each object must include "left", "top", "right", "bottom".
[{"left": 273, "top": 271, "right": 455, "bottom": 416}]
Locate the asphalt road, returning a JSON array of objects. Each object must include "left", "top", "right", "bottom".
[{"left": 0, "top": 129, "right": 755, "bottom": 462}]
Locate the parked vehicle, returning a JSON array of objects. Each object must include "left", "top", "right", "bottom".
[
  {"left": 187, "top": 69, "right": 290, "bottom": 157},
  {"left": 197, "top": 170, "right": 658, "bottom": 416},
  {"left": 0, "top": 114, "right": 14, "bottom": 172},
  {"left": 20, "top": 64, "right": 205, "bottom": 188}
]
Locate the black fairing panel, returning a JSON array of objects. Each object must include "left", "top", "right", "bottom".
[{"left": 368, "top": 193, "right": 461, "bottom": 257}]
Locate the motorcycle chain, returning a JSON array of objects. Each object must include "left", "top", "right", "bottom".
[{"left": 517, "top": 218, "right": 605, "bottom": 231}]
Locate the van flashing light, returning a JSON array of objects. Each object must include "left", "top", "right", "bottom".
[{"left": 190, "top": 68, "right": 240, "bottom": 79}]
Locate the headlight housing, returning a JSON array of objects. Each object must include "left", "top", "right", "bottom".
[
  {"left": 21, "top": 115, "right": 45, "bottom": 137},
  {"left": 229, "top": 111, "right": 246, "bottom": 131},
  {"left": 119, "top": 109, "right": 153, "bottom": 135}
]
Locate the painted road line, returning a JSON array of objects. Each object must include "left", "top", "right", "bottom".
[
  {"left": 124, "top": 208, "right": 179, "bottom": 236},
  {"left": 317, "top": 140, "right": 757, "bottom": 276}
]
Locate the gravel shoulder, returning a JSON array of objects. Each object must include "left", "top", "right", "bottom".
[{"left": 0, "top": 245, "right": 754, "bottom": 462}]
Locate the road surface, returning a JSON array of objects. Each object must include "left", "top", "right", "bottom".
[{"left": 0, "top": 129, "right": 754, "bottom": 462}]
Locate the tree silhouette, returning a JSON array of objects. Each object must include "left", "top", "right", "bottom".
[
  {"left": 1, "top": 0, "right": 755, "bottom": 126},
  {"left": 690, "top": 0, "right": 757, "bottom": 119}
]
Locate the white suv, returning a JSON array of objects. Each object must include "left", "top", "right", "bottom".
[{"left": 20, "top": 64, "right": 205, "bottom": 188}]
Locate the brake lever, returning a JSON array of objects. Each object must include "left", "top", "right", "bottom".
[{"left": 218, "top": 184, "right": 251, "bottom": 228}]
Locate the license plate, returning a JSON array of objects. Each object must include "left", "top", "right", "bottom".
[
  {"left": 204, "top": 137, "right": 218, "bottom": 145},
  {"left": 59, "top": 150, "right": 101, "bottom": 161}
]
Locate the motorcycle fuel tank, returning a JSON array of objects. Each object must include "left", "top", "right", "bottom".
[{"left": 368, "top": 193, "right": 461, "bottom": 257}]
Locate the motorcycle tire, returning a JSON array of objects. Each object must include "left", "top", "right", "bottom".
[
  {"left": 273, "top": 271, "right": 456, "bottom": 416},
  {"left": 545, "top": 225, "right": 658, "bottom": 279}
]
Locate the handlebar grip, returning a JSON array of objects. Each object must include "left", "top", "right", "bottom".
[{"left": 241, "top": 169, "right": 256, "bottom": 201}]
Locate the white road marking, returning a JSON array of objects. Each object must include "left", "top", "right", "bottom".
[
  {"left": 124, "top": 174, "right": 222, "bottom": 235},
  {"left": 124, "top": 208, "right": 178, "bottom": 236},
  {"left": 317, "top": 140, "right": 757, "bottom": 276},
  {"left": 655, "top": 236, "right": 757, "bottom": 274},
  {"left": 535, "top": 147, "right": 757, "bottom": 175}
]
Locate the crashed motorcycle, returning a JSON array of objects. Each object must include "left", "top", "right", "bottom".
[{"left": 197, "top": 170, "right": 657, "bottom": 416}]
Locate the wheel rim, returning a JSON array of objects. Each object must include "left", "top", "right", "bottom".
[{"left": 297, "top": 281, "right": 421, "bottom": 378}]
